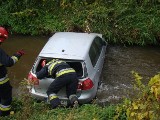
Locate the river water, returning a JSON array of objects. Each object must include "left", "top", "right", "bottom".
[{"left": 1, "top": 35, "right": 160, "bottom": 106}]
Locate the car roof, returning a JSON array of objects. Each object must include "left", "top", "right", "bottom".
[{"left": 39, "top": 32, "right": 102, "bottom": 60}]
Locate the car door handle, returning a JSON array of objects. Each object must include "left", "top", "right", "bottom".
[{"left": 97, "top": 69, "right": 100, "bottom": 72}]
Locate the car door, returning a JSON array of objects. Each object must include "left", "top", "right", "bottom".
[
  {"left": 94, "top": 37, "right": 107, "bottom": 76},
  {"left": 89, "top": 36, "right": 106, "bottom": 86}
]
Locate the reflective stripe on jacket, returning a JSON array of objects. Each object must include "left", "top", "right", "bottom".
[
  {"left": 48, "top": 60, "right": 65, "bottom": 76},
  {"left": 0, "top": 76, "right": 9, "bottom": 85},
  {"left": 49, "top": 93, "right": 58, "bottom": 101},
  {"left": 56, "top": 68, "right": 75, "bottom": 77},
  {"left": 11, "top": 56, "right": 18, "bottom": 64},
  {"left": 47, "top": 60, "right": 75, "bottom": 78},
  {"left": 0, "top": 104, "right": 11, "bottom": 111}
]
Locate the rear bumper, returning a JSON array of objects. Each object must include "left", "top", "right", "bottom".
[
  {"left": 29, "top": 88, "right": 48, "bottom": 101},
  {"left": 29, "top": 85, "right": 97, "bottom": 104}
]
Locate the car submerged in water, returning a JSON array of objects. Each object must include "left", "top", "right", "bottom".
[{"left": 27, "top": 32, "right": 107, "bottom": 106}]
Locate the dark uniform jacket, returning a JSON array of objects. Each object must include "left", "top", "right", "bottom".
[
  {"left": 0, "top": 48, "right": 20, "bottom": 80},
  {"left": 36, "top": 60, "right": 75, "bottom": 79}
]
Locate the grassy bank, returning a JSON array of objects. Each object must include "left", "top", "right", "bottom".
[
  {"left": 0, "top": 0, "right": 160, "bottom": 45},
  {"left": 7, "top": 99, "right": 118, "bottom": 120},
  {"left": 2, "top": 80, "right": 120, "bottom": 120},
  {"left": 1, "top": 72, "right": 160, "bottom": 120}
]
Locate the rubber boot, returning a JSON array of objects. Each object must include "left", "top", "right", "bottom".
[
  {"left": 0, "top": 110, "right": 10, "bottom": 117},
  {"left": 69, "top": 95, "right": 79, "bottom": 108},
  {"left": 50, "top": 97, "right": 61, "bottom": 109}
]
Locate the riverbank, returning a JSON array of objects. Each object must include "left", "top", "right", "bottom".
[{"left": 1, "top": 72, "right": 160, "bottom": 120}]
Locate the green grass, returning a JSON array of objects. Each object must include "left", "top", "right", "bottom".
[
  {"left": 0, "top": 80, "right": 119, "bottom": 120},
  {"left": 2, "top": 98, "right": 117, "bottom": 120}
]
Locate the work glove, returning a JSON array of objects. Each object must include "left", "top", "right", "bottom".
[
  {"left": 14, "top": 49, "right": 25, "bottom": 59},
  {"left": 28, "top": 73, "right": 39, "bottom": 85},
  {"left": 16, "top": 49, "right": 25, "bottom": 56}
]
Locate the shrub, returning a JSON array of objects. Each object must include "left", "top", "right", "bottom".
[
  {"left": 0, "top": 0, "right": 160, "bottom": 45},
  {"left": 115, "top": 71, "right": 160, "bottom": 120}
]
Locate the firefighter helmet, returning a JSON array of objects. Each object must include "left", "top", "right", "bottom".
[{"left": 0, "top": 27, "right": 8, "bottom": 43}]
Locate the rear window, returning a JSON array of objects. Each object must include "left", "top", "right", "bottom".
[{"left": 34, "top": 58, "right": 83, "bottom": 78}]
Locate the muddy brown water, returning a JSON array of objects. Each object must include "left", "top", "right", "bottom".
[
  {"left": 1, "top": 35, "right": 160, "bottom": 106},
  {"left": 1, "top": 35, "right": 49, "bottom": 96}
]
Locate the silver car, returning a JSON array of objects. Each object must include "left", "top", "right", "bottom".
[{"left": 28, "top": 32, "right": 107, "bottom": 105}]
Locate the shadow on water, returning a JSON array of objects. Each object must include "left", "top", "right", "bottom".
[{"left": 1, "top": 35, "right": 160, "bottom": 106}]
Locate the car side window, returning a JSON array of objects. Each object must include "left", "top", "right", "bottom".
[{"left": 89, "top": 36, "right": 104, "bottom": 67}]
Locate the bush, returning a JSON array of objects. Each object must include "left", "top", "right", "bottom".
[
  {"left": 115, "top": 71, "right": 160, "bottom": 120},
  {"left": 0, "top": 0, "right": 160, "bottom": 45}
]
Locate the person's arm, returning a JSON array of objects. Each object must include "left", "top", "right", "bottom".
[
  {"left": 28, "top": 66, "right": 48, "bottom": 85},
  {"left": 0, "top": 48, "right": 14, "bottom": 67},
  {"left": 36, "top": 66, "right": 48, "bottom": 79},
  {"left": 0, "top": 48, "right": 25, "bottom": 67}
]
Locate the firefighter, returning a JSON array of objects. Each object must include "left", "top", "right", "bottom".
[
  {"left": 30, "top": 59, "right": 79, "bottom": 109},
  {"left": 0, "top": 27, "right": 25, "bottom": 116}
]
